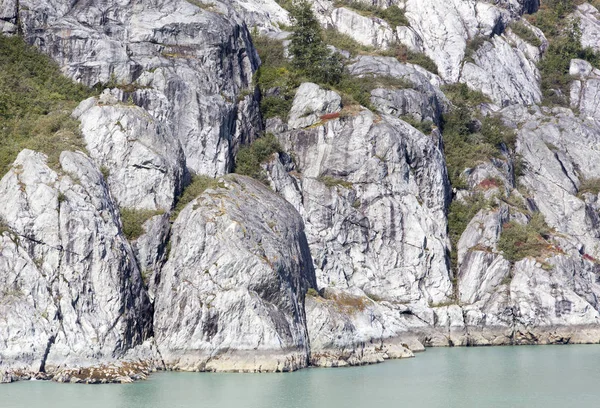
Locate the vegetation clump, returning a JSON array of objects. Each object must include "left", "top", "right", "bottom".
[
  {"left": 234, "top": 133, "right": 282, "bottom": 182},
  {"left": 509, "top": 21, "right": 542, "bottom": 47},
  {"left": 322, "top": 28, "right": 372, "bottom": 56},
  {"left": 0, "top": 216, "right": 9, "bottom": 236},
  {"left": 0, "top": 34, "right": 92, "bottom": 176},
  {"left": 440, "top": 84, "right": 515, "bottom": 188},
  {"left": 289, "top": 2, "right": 344, "bottom": 85},
  {"left": 318, "top": 175, "right": 353, "bottom": 189},
  {"left": 253, "top": 33, "right": 299, "bottom": 120},
  {"left": 306, "top": 288, "right": 320, "bottom": 297},
  {"left": 120, "top": 208, "right": 164, "bottom": 241},
  {"left": 254, "top": 2, "right": 437, "bottom": 119},
  {"left": 381, "top": 44, "right": 439, "bottom": 75},
  {"left": 464, "top": 36, "right": 488, "bottom": 62},
  {"left": 526, "top": 0, "right": 600, "bottom": 106},
  {"left": 577, "top": 177, "right": 600, "bottom": 197},
  {"left": 171, "top": 175, "right": 224, "bottom": 220},
  {"left": 498, "top": 212, "right": 553, "bottom": 263},
  {"left": 335, "top": 74, "right": 410, "bottom": 109}
]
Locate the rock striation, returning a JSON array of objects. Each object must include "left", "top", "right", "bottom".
[
  {"left": 0, "top": 0, "right": 262, "bottom": 176},
  {"left": 153, "top": 175, "right": 316, "bottom": 372},
  {"left": 0, "top": 150, "right": 155, "bottom": 382},
  {"left": 3, "top": 0, "right": 600, "bottom": 382}
]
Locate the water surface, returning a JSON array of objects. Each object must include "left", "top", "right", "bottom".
[{"left": 3, "top": 345, "right": 600, "bottom": 408}]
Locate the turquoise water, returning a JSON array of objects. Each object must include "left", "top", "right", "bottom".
[{"left": 2, "top": 345, "right": 600, "bottom": 408}]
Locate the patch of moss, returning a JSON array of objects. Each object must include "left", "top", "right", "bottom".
[{"left": 318, "top": 175, "right": 354, "bottom": 189}]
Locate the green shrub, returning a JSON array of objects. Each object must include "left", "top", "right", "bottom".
[
  {"left": 253, "top": 33, "right": 300, "bottom": 121},
  {"left": 335, "top": 74, "right": 410, "bottom": 109},
  {"left": 323, "top": 28, "right": 373, "bottom": 56},
  {"left": 578, "top": 177, "right": 600, "bottom": 197},
  {"left": 440, "top": 85, "right": 515, "bottom": 188},
  {"left": 275, "top": 0, "right": 294, "bottom": 12},
  {"left": 171, "top": 175, "right": 223, "bottom": 220},
  {"left": 480, "top": 116, "right": 516, "bottom": 149},
  {"left": 509, "top": 21, "right": 542, "bottom": 47},
  {"left": 442, "top": 83, "right": 490, "bottom": 108},
  {"left": 378, "top": 5, "right": 409, "bottom": 28},
  {"left": 526, "top": 2, "right": 600, "bottom": 106},
  {"left": 318, "top": 175, "right": 353, "bottom": 189},
  {"left": 306, "top": 287, "right": 319, "bottom": 297},
  {"left": 0, "top": 34, "right": 93, "bottom": 176},
  {"left": 234, "top": 133, "right": 282, "bottom": 182},
  {"left": 260, "top": 95, "right": 294, "bottom": 120},
  {"left": 464, "top": 36, "right": 488, "bottom": 61},
  {"left": 120, "top": 208, "right": 164, "bottom": 240},
  {"left": 381, "top": 43, "right": 439, "bottom": 75},
  {"left": 0, "top": 216, "right": 9, "bottom": 235},
  {"left": 289, "top": 2, "right": 344, "bottom": 85},
  {"left": 447, "top": 193, "right": 493, "bottom": 270},
  {"left": 498, "top": 212, "right": 552, "bottom": 263},
  {"left": 401, "top": 116, "right": 434, "bottom": 134}
]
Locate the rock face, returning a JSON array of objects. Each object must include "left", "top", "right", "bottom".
[
  {"left": 288, "top": 83, "right": 343, "bottom": 129},
  {"left": 271, "top": 86, "right": 453, "bottom": 305},
  {"left": 153, "top": 175, "right": 316, "bottom": 372},
  {"left": 4, "top": 0, "right": 600, "bottom": 383},
  {"left": 1, "top": 0, "right": 262, "bottom": 176},
  {"left": 263, "top": 82, "right": 458, "bottom": 365},
  {"left": 570, "top": 59, "right": 600, "bottom": 119},
  {"left": 74, "top": 90, "right": 187, "bottom": 211},
  {"left": 0, "top": 150, "right": 154, "bottom": 381},
  {"left": 461, "top": 31, "right": 542, "bottom": 106}
]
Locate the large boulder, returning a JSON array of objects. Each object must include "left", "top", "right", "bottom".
[{"left": 153, "top": 175, "right": 316, "bottom": 372}]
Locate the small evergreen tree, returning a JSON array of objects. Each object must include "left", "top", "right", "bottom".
[{"left": 289, "top": 1, "right": 343, "bottom": 84}]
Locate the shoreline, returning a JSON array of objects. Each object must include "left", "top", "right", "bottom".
[{"left": 3, "top": 325, "right": 600, "bottom": 384}]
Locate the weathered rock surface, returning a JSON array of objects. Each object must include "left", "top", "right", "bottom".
[
  {"left": 461, "top": 33, "right": 542, "bottom": 106},
  {"left": 570, "top": 59, "right": 600, "bottom": 119},
  {"left": 270, "top": 85, "right": 453, "bottom": 305},
  {"left": 74, "top": 90, "right": 187, "bottom": 211},
  {"left": 330, "top": 7, "right": 396, "bottom": 49},
  {"left": 348, "top": 55, "right": 448, "bottom": 123},
  {"left": 4, "top": 0, "right": 600, "bottom": 383},
  {"left": 1, "top": 0, "right": 262, "bottom": 176},
  {"left": 153, "top": 175, "right": 316, "bottom": 372},
  {"left": 0, "top": 150, "right": 155, "bottom": 381},
  {"left": 288, "top": 83, "right": 342, "bottom": 129},
  {"left": 576, "top": 3, "right": 600, "bottom": 52}
]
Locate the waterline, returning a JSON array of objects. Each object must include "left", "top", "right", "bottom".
[{"left": 3, "top": 345, "right": 600, "bottom": 408}]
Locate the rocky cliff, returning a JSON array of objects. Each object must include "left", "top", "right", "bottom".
[{"left": 2, "top": 0, "right": 600, "bottom": 383}]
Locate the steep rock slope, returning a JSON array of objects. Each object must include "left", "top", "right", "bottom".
[
  {"left": 0, "top": 150, "right": 155, "bottom": 382},
  {"left": 154, "top": 175, "right": 315, "bottom": 372},
  {"left": 73, "top": 90, "right": 187, "bottom": 211},
  {"left": 0, "top": 0, "right": 261, "bottom": 177},
  {"left": 2, "top": 0, "right": 600, "bottom": 380}
]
